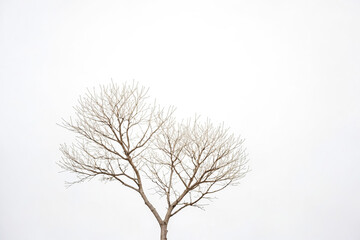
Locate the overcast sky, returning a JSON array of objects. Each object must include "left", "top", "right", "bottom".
[{"left": 1, "top": 0, "right": 360, "bottom": 239}]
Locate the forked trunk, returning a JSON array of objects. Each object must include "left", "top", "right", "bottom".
[{"left": 160, "top": 223, "right": 168, "bottom": 240}]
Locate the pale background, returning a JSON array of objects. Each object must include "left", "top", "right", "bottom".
[{"left": 1, "top": 0, "right": 360, "bottom": 239}]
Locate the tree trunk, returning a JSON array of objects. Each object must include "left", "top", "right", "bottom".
[{"left": 160, "top": 223, "right": 168, "bottom": 240}]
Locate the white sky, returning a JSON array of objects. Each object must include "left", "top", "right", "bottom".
[{"left": 1, "top": 0, "right": 360, "bottom": 239}]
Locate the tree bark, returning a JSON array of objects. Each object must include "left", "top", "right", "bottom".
[{"left": 160, "top": 223, "right": 168, "bottom": 240}]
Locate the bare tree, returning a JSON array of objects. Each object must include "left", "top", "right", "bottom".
[{"left": 59, "top": 82, "right": 248, "bottom": 240}]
